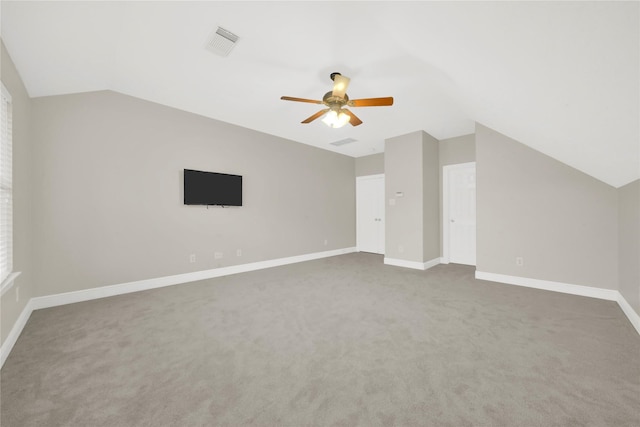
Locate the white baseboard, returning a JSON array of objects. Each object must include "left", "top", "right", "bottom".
[
  {"left": 475, "top": 271, "right": 619, "bottom": 301},
  {"left": 475, "top": 270, "right": 640, "bottom": 336},
  {"left": 384, "top": 257, "right": 441, "bottom": 271},
  {"left": 32, "top": 247, "right": 357, "bottom": 310},
  {"left": 0, "top": 299, "right": 34, "bottom": 369},
  {"left": 616, "top": 293, "right": 640, "bottom": 335},
  {"left": 4, "top": 253, "right": 636, "bottom": 370},
  {"left": 1, "top": 247, "right": 356, "bottom": 369},
  {"left": 424, "top": 257, "right": 442, "bottom": 270}
]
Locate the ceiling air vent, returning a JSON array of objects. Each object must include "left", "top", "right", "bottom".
[
  {"left": 330, "top": 138, "right": 357, "bottom": 147},
  {"left": 205, "top": 27, "right": 239, "bottom": 57}
]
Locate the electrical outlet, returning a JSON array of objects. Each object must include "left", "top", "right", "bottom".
[
  {"left": 15, "top": 285, "right": 19, "bottom": 302},
  {"left": 398, "top": 245, "right": 404, "bottom": 253},
  {"left": 324, "top": 239, "right": 328, "bottom": 246},
  {"left": 516, "top": 257, "right": 524, "bottom": 266},
  {"left": 214, "top": 252, "right": 223, "bottom": 260},
  {"left": 236, "top": 249, "right": 242, "bottom": 257},
  {"left": 189, "top": 254, "right": 196, "bottom": 263}
]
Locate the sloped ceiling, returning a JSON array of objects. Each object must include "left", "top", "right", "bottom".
[{"left": 1, "top": 1, "right": 638, "bottom": 187}]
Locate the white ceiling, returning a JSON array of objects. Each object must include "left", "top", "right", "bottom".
[{"left": 1, "top": 1, "right": 638, "bottom": 187}]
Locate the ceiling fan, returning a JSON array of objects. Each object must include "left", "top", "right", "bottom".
[{"left": 280, "top": 72, "right": 394, "bottom": 128}]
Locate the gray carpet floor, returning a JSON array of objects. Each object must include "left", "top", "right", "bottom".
[{"left": 1, "top": 253, "right": 639, "bottom": 426}]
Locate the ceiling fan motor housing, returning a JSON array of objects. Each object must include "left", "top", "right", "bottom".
[{"left": 323, "top": 91, "right": 348, "bottom": 107}]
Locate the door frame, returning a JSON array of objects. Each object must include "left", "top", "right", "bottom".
[
  {"left": 356, "top": 174, "right": 385, "bottom": 253},
  {"left": 442, "top": 162, "right": 476, "bottom": 264}
]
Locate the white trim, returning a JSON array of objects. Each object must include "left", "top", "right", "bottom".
[
  {"left": 384, "top": 257, "right": 441, "bottom": 271},
  {"left": 384, "top": 258, "right": 425, "bottom": 270},
  {"left": 616, "top": 293, "right": 640, "bottom": 335},
  {"left": 475, "top": 271, "right": 618, "bottom": 300},
  {"left": 356, "top": 173, "right": 384, "bottom": 181},
  {"left": 31, "top": 247, "right": 356, "bottom": 310},
  {"left": 3, "top": 257, "right": 637, "bottom": 369},
  {"left": 475, "top": 270, "right": 640, "bottom": 336},
  {"left": 0, "top": 298, "right": 34, "bottom": 369},
  {"left": 1, "top": 247, "right": 356, "bottom": 368},
  {"left": 442, "top": 162, "right": 476, "bottom": 265},
  {"left": 0, "top": 271, "right": 21, "bottom": 297},
  {"left": 423, "top": 257, "right": 441, "bottom": 270}
]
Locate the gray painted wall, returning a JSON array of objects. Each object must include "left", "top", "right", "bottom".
[
  {"left": 0, "top": 42, "right": 34, "bottom": 346},
  {"left": 422, "top": 132, "right": 440, "bottom": 262},
  {"left": 31, "top": 91, "right": 355, "bottom": 297},
  {"left": 385, "top": 132, "right": 424, "bottom": 262},
  {"left": 618, "top": 179, "right": 639, "bottom": 317},
  {"left": 355, "top": 153, "right": 384, "bottom": 177},
  {"left": 356, "top": 134, "right": 474, "bottom": 180},
  {"left": 385, "top": 131, "right": 439, "bottom": 263},
  {"left": 439, "top": 134, "right": 475, "bottom": 167},
  {"left": 476, "top": 123, "right": 618, "bottom": 289}
]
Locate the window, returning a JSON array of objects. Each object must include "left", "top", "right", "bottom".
[{"left": 1, "top": 83, "right": 13, "bottom": 286}]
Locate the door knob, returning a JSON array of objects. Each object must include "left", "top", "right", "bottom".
[{"left": 450, "top": 219, "right": 455, "bottom": 223}]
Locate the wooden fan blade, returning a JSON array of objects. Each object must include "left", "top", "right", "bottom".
[
  {"left": 281, "top": 96, "right": 323, "bottom": 104},
  {"left": 332, "top": 74, "right": 351, "bottom": 98},
  {"left": 348, "top": 97, "right": 394, "bottom": 107},
  {"left": 343, "top": 109, "right": 363, "bottom": 126},
  {"left": 301, "top": 109, "right": 330, "bottom": 124}
]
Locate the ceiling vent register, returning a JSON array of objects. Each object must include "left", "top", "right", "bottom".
[
  {"left": 205, "top": 27, "right": 239, "bottom": 57},
  {"left": 330, "top": 138, "right": 358, "bottom": 147}
]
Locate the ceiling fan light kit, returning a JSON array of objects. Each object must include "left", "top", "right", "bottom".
[
  {"left": 281, "top": 72, "right": 394, "bottom": 129},
  {"left": 322, "top": 109, "right": 351, "bottom": 128}
]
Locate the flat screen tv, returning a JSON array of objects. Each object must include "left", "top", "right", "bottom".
[{"left": 183, "top": 169, "right": 243, "bottom": 206}]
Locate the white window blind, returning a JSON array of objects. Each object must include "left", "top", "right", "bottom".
[{"left": 1, "top": 83, "right": 13, "bottom": 286}]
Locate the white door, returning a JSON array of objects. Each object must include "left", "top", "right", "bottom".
[
  {"left": 444, "top": 163, "right": 476, "bottom": 265},
  {"left": 356, "top": 175, "right": 385, "bottom": 254}
]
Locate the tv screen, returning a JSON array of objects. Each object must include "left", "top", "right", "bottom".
[{"left": 184, "top": 169, "right": 243, "bottom": 206}]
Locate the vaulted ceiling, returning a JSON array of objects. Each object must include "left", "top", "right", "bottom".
[{"left": 1, "top": 1, "right": 638, "bottom": 187}]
